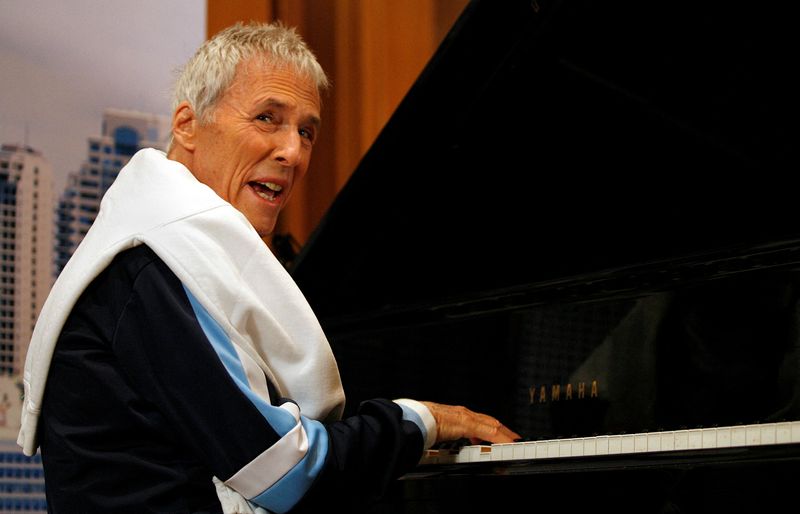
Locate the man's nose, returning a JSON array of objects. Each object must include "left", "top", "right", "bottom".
[{"left": 273, "top": 125, "right": 302, "bottom": 167}]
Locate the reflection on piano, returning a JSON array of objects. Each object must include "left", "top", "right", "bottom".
[{"left": 291, "top": 0, "right": 799, "bottom": 512}]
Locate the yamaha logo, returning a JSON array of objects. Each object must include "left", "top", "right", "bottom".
[{"left": 528, "top": 380, "right": 599, "bottom": 404}]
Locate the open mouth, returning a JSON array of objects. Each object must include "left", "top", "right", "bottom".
[{"left": 250, "top": 181, "right": 283, "bottom": 202}]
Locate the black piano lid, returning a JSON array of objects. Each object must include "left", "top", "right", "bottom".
[{"left": 291, "top": 0, "right": 799, "bottom": 333}]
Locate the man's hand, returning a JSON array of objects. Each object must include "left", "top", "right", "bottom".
[{"left": 420, "top": 401, "right": 520, "bottom": 444}]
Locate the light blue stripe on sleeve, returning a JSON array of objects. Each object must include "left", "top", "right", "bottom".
[
  {"left": 249, "top": 417, "right": 329, "bottom": 513},
  {"left": 182, "top": 285, "right": 295, "bottom": 434},
  {"left": 182, "top": 285, "right": 330, "bottom": 511}
]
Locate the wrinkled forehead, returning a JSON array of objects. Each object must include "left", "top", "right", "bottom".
[{"left": 227, "top": 56, "right": 322, "bottom": 108}]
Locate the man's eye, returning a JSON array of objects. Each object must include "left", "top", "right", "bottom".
[
  {"left": 256, "top": 113, "right": 274, "bottom": 122},
  {"left": 299, "top": 128, "right": 315, "bottom": 142}
]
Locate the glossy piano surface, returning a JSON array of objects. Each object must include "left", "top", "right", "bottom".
[
  {"left": 290, "top": 0, "right": 799, "bottom": 512},
  {"left": 292, "top": 0, "right": 797, "bottom": 326}
]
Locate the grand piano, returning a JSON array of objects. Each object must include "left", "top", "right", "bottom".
[{"left": 290, "top": 0, "right": 800, "bottom": 512}]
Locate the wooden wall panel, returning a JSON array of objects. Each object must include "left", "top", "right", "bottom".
[
  {"left": 205, "top": 0, "right": 468, "bottom": 250},
  {"left": 272, "top": 0, "right": 337, "bottom": 252},
  {"left": 207, "top": 0, "right": 272, "bottom": 37},
  {"left": 358, "top": 0, "right": 435, "bottom": 150}
]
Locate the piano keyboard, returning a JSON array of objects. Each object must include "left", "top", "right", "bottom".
[{"left": 419, "top": 421, "right": 800, "bottom": 465}]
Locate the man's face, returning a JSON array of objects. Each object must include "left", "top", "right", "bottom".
[{"left": 190, "top": 58, "right": 321, "bottom": 237}]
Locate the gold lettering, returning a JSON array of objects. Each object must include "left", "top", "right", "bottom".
[{"left": 528, "top": 379, "right": 600, "bottom": 407}]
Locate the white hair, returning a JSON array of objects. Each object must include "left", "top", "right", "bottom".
[{"left": 171, "top": 21, "right": 329, "bottom": 125}]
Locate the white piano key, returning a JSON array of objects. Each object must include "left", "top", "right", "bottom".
[
  {"left": 493, "top": 443, "right": 512, "bottom": 461},
  {"left": 647, "top": 433, "right": 661, "bottom": 452},
  {"left": 620, "top": 434, "right": 635, "bottom": 454},
  {"left": 701, "top": 428, "right": 717, "bottom": 449},
  {"left": 512, "top": 442, "right": 526, "bottom": 460},
  {"left": 776, "top": 422, "right": 792, "bottom": 444},
  {"left": 476, "top": 445, "right": 492, "bottom": 461},
  {"left": 792, "top": 421, "right": 800, "bottom": 443},
  {"left": 571, "top": 438, "right": 585, "bottom": 457},
  {"left": 559, "top": 440, "right": 572, "bottom": 457},
  {"left": 584, "top": 437, "right": 597, "bottom": 456},
  {"left": 456, "top": 445, "right": 480, "bottom": 463},
  {"left": 716, "top": 427, "right": 731, "bottom": 448},
  {"left": 660, "top": 431, "right": 675, "bottom": 451},
  {"left": 523, "top": 441, "right": 538, "bottom": 459},
  {"left": 546, "top": 440, "right": 560, "bottom": 458},
  {"left": 761, "top": 424, "right": 776, "bottom": 445},
  {"left": 746, "top": 425, "right": 761, "bottom": 446},
  {"left": 608, "top": 435, "right": 622, "bottom": 455},
  {"left": 731, "top": 426, "right": 747, "bottom": 447},
  {"left": 674, "top": 430, "right": 689, "bottom": 450},
  {"left": 507, "top": 443, "right": 521, "bottom": 460},
  {"left": 688, "top": 429, "right": 702, "bottom": 450},
  {"left": 634, "top": 434, "right": 648, "bottom": 453},
  {"left": 595, "top": 435, "right": 609, "bottom": 455},
  {"left": 453, "top": 446, "right": 470, "bottom": 463},
  {"left": 536, "top": 441, "right": 549, "bottom": 459}
]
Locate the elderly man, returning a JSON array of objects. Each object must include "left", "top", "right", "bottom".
[{"left": 19, "top": 22, "right": 518, "bottom": 513}]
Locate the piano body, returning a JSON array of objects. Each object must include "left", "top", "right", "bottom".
[{"left": 290, "top": 0, "right": 799, "bottom": 512}]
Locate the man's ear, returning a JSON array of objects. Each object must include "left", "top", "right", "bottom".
[{"left": 171, "top": 101, "right": 198, "bottom": 152}]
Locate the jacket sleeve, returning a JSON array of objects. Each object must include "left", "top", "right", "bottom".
[{"left": 113, "top": 252, "right": 427, "bottom": 513}]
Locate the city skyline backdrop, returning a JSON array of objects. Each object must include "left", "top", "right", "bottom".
[
  {"left": 1, "top": 7, "right": 206, "bottom": 504},
  {"left": 0, "top": 0, "right": 206, "bottom": 194}
]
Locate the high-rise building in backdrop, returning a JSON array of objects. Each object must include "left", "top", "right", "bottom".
[
  {"left": 0, "top": 144, "right": 53, "bottom": 513},
  {"left": 0, "top": 145, "right": 54, "bottom": 377},
  {"left": 0, "top": 109, "right": 168, "bottom": 511},
  {"left": 54, "top": 109, "right": 169, "bottom": 275}
]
